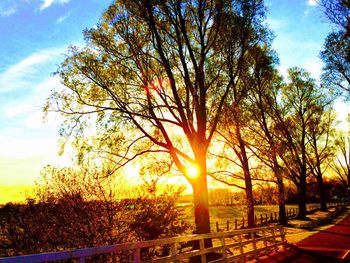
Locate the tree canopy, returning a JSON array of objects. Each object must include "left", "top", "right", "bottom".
[{"left": 320, "top": 0, "right": 350, "bottom": 97}]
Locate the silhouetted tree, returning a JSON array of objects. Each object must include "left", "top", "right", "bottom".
[{"left": 46, "top": 0, "right": 269, "bottom": 235}]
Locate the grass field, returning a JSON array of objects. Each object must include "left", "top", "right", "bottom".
[{"left": 180, "top": 204, "right": 300, "bottom": 230}]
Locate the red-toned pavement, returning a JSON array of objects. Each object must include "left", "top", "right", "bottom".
[{"left": 256, "top": 213, "right": 350, "bottom": 262}]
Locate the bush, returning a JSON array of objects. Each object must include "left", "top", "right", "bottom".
[
  {"left": 0, "top": 164, "right": 190, "bottom": 259},
  {"left": 0, "top": 190, "right": 189, "bottom": 258}
]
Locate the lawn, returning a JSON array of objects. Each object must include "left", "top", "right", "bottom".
[{"left": 180, "top": 204, "right": 300, "bottom": 231}]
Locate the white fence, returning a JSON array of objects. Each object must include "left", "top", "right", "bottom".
[{"left": 0, "top": 225, "right": 286, "bottom": 263}]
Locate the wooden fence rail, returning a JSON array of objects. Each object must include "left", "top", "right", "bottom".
[
  {"left": 0, "top": 226, "right": 286, "bottom": 263},
  {"left": 212, "top": 201, "right": 348, "bottom": 232}
]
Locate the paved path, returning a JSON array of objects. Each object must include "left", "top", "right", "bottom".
[{"left": 257, "top": 213, "right": 350, "bottom": 262}]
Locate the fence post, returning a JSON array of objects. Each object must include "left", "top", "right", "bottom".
[
  {"left": 171, "top": 243, "right": 177, "bottom": 258},
  {"left": 250, "top": 232, "right": 258, "bottom": 259},
  {"left": 274, "top": 212, "right": 277, "bottom": 221},
  {"left": 227, "top": 220, "right": 229, "bottom": 231},
  {"left": 242, "top": 217, "right": 245, "bottom": 228},
  {"left": 216, "top": 222, "right": 219, "bottom": 232},
  {"left": 270, "top": 213, "right": 273, "bottom": 222},
  {"left": 260, "top": 214, "right": 263, "bottom": 225},
  {"left": 238, "top": 234, "right": 245, "bottom": 261},
  {"left": 235, "top": 219, "right": 238, "bottom": 230},
  {"left": 133, "top": 248, "right": 141, "bottom": 263},
  {"left": 199, "top": 239, "right": 207, "bottom": 263}
]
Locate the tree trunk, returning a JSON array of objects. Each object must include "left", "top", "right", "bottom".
[
  {"left": 190, "top": 174, "right": 212, "bottom": 257},
  {"left": 234, "top": 119, "right": 255, "bottom": 228},
  {"left": 244, "top": 177, "right": 255, "bottom": 228},
  {"left": 276, "top": 175, "right": 287, "bottom": 225},
  {"left": 297, "top": 176, "right": 307, "bottom": 219},
  {"left": 190, "top": 153, "right": 212, "bottom": 252},
  {"left": 192, "top": 176, "right": 211, "bottom": 235},
  {"left": 272, "top": 155, "right": 287, "bottom": 225},
  {"left": 316, "top": 175, "right": 327, "bottom": 211},
  {"left": 347, "top": 172, "right": 350, "bottom": 203}
]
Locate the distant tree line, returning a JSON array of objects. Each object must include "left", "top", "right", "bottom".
[{"left": 205, "top": 179, "right": 347, "bottom": 206}]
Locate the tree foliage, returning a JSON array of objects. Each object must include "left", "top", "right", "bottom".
[
  {"left": 320, "top": 0, "right": 350, "bottom": 97},
  {"left": 321, "top": 32, "right": 350, "bottom": 96},
  {"left": 320, "top": 0, "right": 350, "bottom": 35}
]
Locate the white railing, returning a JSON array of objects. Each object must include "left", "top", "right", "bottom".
[{"left": 0, "top": 225, "right": 286, "bottom": 263}]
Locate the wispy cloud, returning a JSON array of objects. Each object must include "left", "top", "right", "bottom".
[
  {"left": 2, "top": 75, "right": 63, "bottom": 132},
  {"left": 0, "top": 1, "right": 17, "bottom": 17},
  {"left": 56, "top": 11, "right": 71, "bottom": 23},
  {"left": 0, "top": 48, "right": 64, "bottom": 94},
  {"left": 40, "top": 0, "right": 70, "bottom": 11},
  {"left": 0, "top": 75, "right": 65, "bottom": 158},
  {"left": 266, "top": 17, "right": 286, "bottom": 31},
  {"left": 307, "top": 0, "right": 317, "bottom": 6}
]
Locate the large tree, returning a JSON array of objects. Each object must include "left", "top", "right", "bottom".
[
  {"left": 47, "top": 0, "right": 268, "bottom": 235},
  {"left": 306, "top": 105, "right": 336, "bottom": 211},
  {"left": 210, "top": 103, "right": 258, "bottom": 228},
  {"left": 247, "top": 47, "right": 288, "bottom": 225},
  {"left": 211, "top": 45, "right": 275, "bottom": 227},
  {"left": 272, "top": 68, "right": 322, "bottom": 219}
]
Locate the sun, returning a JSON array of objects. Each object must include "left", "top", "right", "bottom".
[{"left": 186, "top": 164, "right": 199, "bottom": 178}]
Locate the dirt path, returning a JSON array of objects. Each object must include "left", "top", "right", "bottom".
[{"left": 256, "top": 212, "right": 350, "bottom": 262}]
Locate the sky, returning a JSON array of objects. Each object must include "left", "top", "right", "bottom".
[{"left": 0, "top": 0, "right": 346, "bottom": 203}]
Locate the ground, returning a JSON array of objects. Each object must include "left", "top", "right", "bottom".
[{"left": 254, "top": 206, "right": 350, "bottom": 262}]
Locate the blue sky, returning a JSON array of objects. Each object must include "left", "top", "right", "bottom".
[
  {"left": 0, "top": 0, "right": 111, "bottom": 190},
  {"left": 0, "top": 0, "right": 344, "bottom": 201},
  {"left": 266, "top": 0, "right": 333, "bottom": 78}
]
